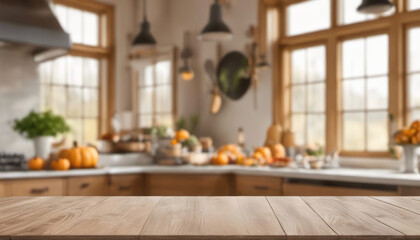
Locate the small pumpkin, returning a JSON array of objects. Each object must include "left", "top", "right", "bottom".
[
  {"left": 51, "top": 158, "right": 70, "bottom": 171},
  {"left": 58, "top": 142, "right": 99, "bottom": 168},
  {"left": 28, "top": 157, "right": 44, "bottom": 170}
]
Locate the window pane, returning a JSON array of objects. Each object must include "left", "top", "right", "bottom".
[
  {"left": 339, "top": 0, "right": 372, "bottom": 25},
  {"left": 67, "top": 56, "right": 83, "bottom": 86},
  {"left": 52, "top": 57, "right": 66, "bottom": 85},
  {"left": 54, "top": 5, "right": 68, "bottom": 30},
  {"left": 138, "top": 87, "right": 153, "bottom": 114},
  {"left": 40, "top": 85, "right": 51, "bottom": 111},
  {"left": 68, "top": 118, "right": 83, "bottom": 144},
  {"left": 155, "top": 61, "right": 171, "bottom": 85},
  {"left": 156, "top": 114, "right": 173, "bottom": 128},
  {"left": 409, "top": 74, "right": 420, "bottom": 108},
  {"left": 367, "top": 112, "right": 388, "bottom": 151},
  {"left": 411, "top": 110, "right": 420, "bottom": 122},
  {"left": 408, "top": 0, "right": 420, "bottom": 10},
  {"left": 83, "top": 89, "right": 98, "bottom": 117},
  {"left": 343, "top": 113, "right": 365, "bottom": 151},
  {"left": 307, "top": 114, "right": 325, "bottom": 146},
  {"left": 84, "top": 119, "right": 98, "bottom": 144},
  {"left": 39, "top": 62, "right": 52, "bottom": 83},
  {"left": 307, "top": 83, "right": 325, "bottom": 112},
  {"left": 307, "top": 46, "right": 326, "bottom": 82},
  {"left": 68, "top": 8, "right": 82, "bottom": 43},
  {"left": 342, "top": 38, "right": 365, "bottom": 78},
  {"left": 84, "top": 58, "right": 99, "bottom": 87},
  {"left": 367, "top": 76, "right": 388, "bottom": 110},
  {"left": 82, "top": 11, "right": 99, "bottom": 46},
  {"left": 139, "top": 115, "right": 153, "bottom": 128},
  {"left": 408, "top": 27, "right": 420, "bottom": 73},
  {"left": 366, "top": 35, "right": 388, "bottom": 76},
  {"left": 292, "top": 85, "right": 305, "bottom": 113},
  {"left": 291, "top": 49, "right": 306, "bottom": 84},
  {"left": 155, "top": 85, "right": 172, "bottom": 113},
  {"left": 67, "top": 87, "right": 82, "bottom": 117},
  {"left": 292, "top": 114, "right": 305, "bottom": 146},
  {"left": 337, "top": 0, "right": 394, "bottom": 25},
  {"left": 342, "top": 79, "right": 365, "bottom": 111},
  {"left": 140, "top": 66, "right": 154, "bottom": 87},
  {"left": 287, "top": 0, "right": 330, "bottom": 36},
  {"left": 52, "top": 86, "right": 66, "bottom": 116}
]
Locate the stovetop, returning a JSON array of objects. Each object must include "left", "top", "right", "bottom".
[{"left": 0, "top": 152, "right": 26, "bottom": 171}]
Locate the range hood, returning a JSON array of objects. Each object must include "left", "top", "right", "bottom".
[{"left": 0, "top": 0, "right": 71, "bottom": 62}]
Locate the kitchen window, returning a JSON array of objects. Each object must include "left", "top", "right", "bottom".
[
  {"left": 337, "top": 0, "right": 394, "bottom": 25},
  {"left": 264, "top": 0, "right": 420, "bottom": 158},
  {"left": 408, "top": 0, "right": 420, "bottom": 11},
  {"left": 341, "top": 34, "right": 389, "bottom": 152},
  {"left": 286, "top": 0, "right": 330, "bottom": 36},
  {"left": 132, "top": 50, "right": 176, "bottom": 129},
  {"left": 39, "top": 0, "right": 114, "bottom": 144},
  {"left": 290, "top": 45, "right": 326, "bottom": 147},
  {"left": 407, "top": 26, "right": 420, "bottom": 122}
]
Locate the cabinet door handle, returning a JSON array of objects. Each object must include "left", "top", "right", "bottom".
[
  {"left": 254, "top": 185, "right": 269, "bottom": 191},
  {"left": 80, "top": 183, "right": 90, "bottom": 189},
  {"left": 31, "top": 187, "right": 49, "bottom": 194},
  {"left": 118, "top": 186, "right": 132, "bottom": 191}
]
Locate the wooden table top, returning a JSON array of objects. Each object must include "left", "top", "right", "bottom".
[{"left": 0, "top": 197, "right": 419, "bottom": 240}]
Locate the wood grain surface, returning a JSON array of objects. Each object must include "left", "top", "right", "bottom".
[
  {"left": 267, "top": 197, "right": 337, "bottom": 240},
  {"left": 302, "top": 197, "right": 405, "bottom": 240},
  {"left": 0, "top": 197, "right": 419, "bottom": 240}
]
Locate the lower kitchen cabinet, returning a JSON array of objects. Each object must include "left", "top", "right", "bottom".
[
  {"left": 110, "top": 174, "right": 144, "bottom": 196},
  {"left": 145, "top": 174, "right": 232, "bottom": 196},
  {"left": 7, "top": 178, "right": 67, "bottom": 196},
  {"left": 235, "top": 175, "right": 282, "bottom": 196},
  {"left": 283, "top": 179, "right": 398, "bottom": 196},
  {"left": 398, "top": 186, "right": 420, "bottom": 196},
  {"left": 68, "top": 176, "right": 110, "bottom": 196},
  {"left": 0, "top": 181, "right": 6, "bottom": 197}
]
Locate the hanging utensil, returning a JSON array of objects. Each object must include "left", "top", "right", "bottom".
[
  {"left": 216, "top": 51, "right": 251, "bottom": 100},
  {"left": 205, "top": 59, "right": 223, "bottom": 114}
]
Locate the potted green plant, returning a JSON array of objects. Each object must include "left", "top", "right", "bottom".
[{"left": 13, "top": 110, "right": 70, "bottom": 159}]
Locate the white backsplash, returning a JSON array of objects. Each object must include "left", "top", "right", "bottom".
[{"left": 0, "top": 49, "right": 40, "bottom": 158}]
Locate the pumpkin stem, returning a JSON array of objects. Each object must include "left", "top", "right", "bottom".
[{"left": 73, "top": 141, "right": 78, "bottom": 148}]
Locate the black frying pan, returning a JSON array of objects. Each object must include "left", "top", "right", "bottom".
[{"left": 216, "top": 51, "right": 251, "bottom": 100}]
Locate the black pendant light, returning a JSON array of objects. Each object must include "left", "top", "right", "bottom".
[
  {"left": 199, "top": 0, "right": 232, "bottom": 42},
  {"left": 357, "top": 0, "right": 395, "bottom": 15},
  {"left": 132, "top": 0, "right": 156, "bottom": 48}
]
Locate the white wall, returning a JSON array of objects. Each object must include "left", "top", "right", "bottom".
[
  {"left": 0, "top": 50, "right": 40, "bottom": 157},
  {"left": 166, "top": 0, "right": 272, "bottom": 148}
]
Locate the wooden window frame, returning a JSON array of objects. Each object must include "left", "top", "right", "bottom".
[
  {"left": 339, "top": 31, "right": 390, "bottom": 156},
  {"left": 404, "top": 22, "right": 420, "bottom": 124},
  {"left": 52, "top": 0, "right": 115, "bottom": 136},
  {"left": 260, "top": 0, "right": 420, "bottom": 157},
  {"left": 130, "top": 47, "right": 178, "bottom": 130},
  {"left": 286, "top": 42, "right": 328, "bottom": 147}
]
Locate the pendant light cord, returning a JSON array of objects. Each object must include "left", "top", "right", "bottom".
[{"left": 143, "top": 0, "right": 147, "bottom": 21}]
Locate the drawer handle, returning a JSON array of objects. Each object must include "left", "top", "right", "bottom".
[
  {"left": 80, "top": 183, "right": 90, "bottom": 189},
  {"left": 254, "top": 185, "right": 269, "bottom": 191},
  {"left": 118, "top": 186, "right": 132, "bottom": 191},
  {"left": 30, "top": 187, "right": 49, "bottom": 194}
]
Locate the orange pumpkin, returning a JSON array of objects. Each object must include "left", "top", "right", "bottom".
[
  {"left": 211, "top": 153, "right": 229, "bottom": 165},
  {"left": 28, "top": 157, "right": 44, "bottom": 170},
  {"left": 58, "top": 142, "right": 99, "bottom": 168},
  {"left": 51, "top": 158, "right": 70, "bottom": 171},
  {"left": 175, "top": 129, "right": 190, "bottom": 141}
]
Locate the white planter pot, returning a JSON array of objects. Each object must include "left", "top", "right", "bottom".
[
  {"left": 402, "top": 145, "right": 419, "bottom": 174},
  {"left": 33, "top": 136, "right": 52, "bottom": 160}
]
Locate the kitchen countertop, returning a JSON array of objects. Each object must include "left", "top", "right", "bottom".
[
  {"left": 1, "top": 165, "right": 420, "bottom": 187},
  {"left": 0, "top": 196, "right": 419, "bottom": 240}
]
